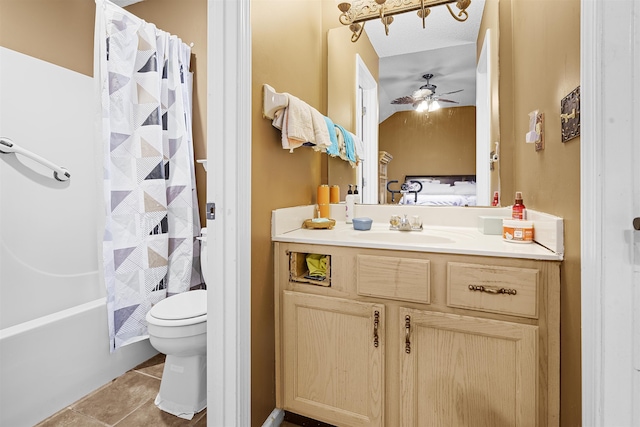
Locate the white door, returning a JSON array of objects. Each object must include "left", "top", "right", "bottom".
[{"left": 581, "top": 0, "right": 640, "bottom": 425}]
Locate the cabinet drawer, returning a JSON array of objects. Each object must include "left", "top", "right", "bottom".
[
  {"left": 357, "top": 254, "right": 430, "bottom": 304},
  {"left": 447, "top": 262, "right": 538, "bottom": 318}
]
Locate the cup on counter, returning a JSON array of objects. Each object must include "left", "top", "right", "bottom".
[
  {"left": 330, "top": 185, "right": 340, "bottom": 204},
  {"left": 411, "top": 215, "right": 422, "bottom": 228},
  {"left": 317, "top": 185, "right": 330, "bottom": 218}
]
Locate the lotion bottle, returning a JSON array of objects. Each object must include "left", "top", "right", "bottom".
[{"left": 345, "top": 184, "right": 355, "bottom": 224}]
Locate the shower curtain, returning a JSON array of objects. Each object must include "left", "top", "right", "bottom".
[{"left": 95, "top": 0, "right": 202, "bottom": 351}]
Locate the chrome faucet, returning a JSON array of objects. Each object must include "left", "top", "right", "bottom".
[{"left": 398, "top": 214, "right": 412, "bottom": 231}]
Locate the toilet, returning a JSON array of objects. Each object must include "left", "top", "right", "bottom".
[{"left": 146, "top": 228, "right": 208, "bottom": 420}]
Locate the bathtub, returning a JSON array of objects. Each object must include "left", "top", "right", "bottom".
[
  {"left": 0, "top": 47, "right": 158, "bottom": 426},
  {"left": 0, "top": 299, "right": 157, "bottom": 427}
]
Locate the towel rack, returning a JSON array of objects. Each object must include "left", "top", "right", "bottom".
[
  {"left": 0, "top": 137, "right": 71, "bottom": 181},
  {"left": 262, "top": 84, "right": 289, "bottom": 120}
]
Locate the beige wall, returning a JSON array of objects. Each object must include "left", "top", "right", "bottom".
[
  {"left": 379, "top": 107, "right": 476, "bottom": 184},
  {"left": 500, "top": 0, "right": 582, "bottom": 425},
  {"left": 251, "top": 0, "right": 326, "bottom": 423}
]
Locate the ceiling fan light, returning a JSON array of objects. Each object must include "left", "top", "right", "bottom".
[
  {"left": 428, "top": 100, "right": 441, "bottom": 112},
  {"left": 415, "top": 100, "right": 428, "bottom": 112}
]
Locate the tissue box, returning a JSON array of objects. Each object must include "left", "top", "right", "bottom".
[{"left": 477, "top": 216, "right": 505, "bottom": 235}]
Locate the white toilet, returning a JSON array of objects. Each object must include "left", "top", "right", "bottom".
[{"left": 146, "top": 228, "right": 208, "bottom": 420}]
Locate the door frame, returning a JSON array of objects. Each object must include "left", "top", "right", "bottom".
[
  {"left": 355, "top": 54, "right": 379, "bottom": 205},
  {"left": 581, "top": 0, "right": 639, "bottom": 425},
  {"left": 475, "top": 29, "right": 492, "bottom": 206},
  {"left": 206, "top": 0, "right": 251, "bottom": 425}
]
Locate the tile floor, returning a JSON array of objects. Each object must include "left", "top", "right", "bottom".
[{"left": 35, "top": 354, "right": 207, "bottom": 427}]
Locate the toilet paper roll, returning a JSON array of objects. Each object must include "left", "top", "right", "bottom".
[
  {"left": 317, "top": 185, "right": 330, "bottom": 205},
  {"left": 330, "top": 185, "right": 340, "bottom": 204}
]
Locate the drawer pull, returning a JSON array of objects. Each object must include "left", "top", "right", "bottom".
[
  {"left": 373, "top": 310, "right": 380, "bottom": 348},
  {"left": 468, "top": 284, "right": 517, "bottom": 295},
  {"left": 404, "top": 315, "right": 411, "bottom": 354}
]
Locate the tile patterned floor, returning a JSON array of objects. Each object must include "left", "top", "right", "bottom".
[{"left": 35, "top": 354, "right": 207, "bottom": 427}]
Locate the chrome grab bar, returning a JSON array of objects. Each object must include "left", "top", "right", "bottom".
[{"left": 0, "top": 137, "right": 70, "bottom": 181}]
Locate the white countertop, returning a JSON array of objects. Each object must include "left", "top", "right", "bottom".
[{"left": 273, "top": 221, "right": 563, "bottom": 261}]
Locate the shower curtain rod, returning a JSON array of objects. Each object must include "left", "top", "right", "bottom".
[{"left": 0, "top": 137, "right": 71, "bottom": 181}]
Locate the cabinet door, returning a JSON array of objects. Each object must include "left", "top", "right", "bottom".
[
  {"left": 282, "top": 291, "right": 384, "bottom": 427},
  {"left": 400, "top": 308, "right": 537, "bottom": 427}
]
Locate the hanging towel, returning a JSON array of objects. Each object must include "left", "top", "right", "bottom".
[
  {"left": 324, "top": 116, "right": 340, "bottom": 156},
  {"left": 310, "top": 108, "right": 331, "bottom": 152},
  {"left": 335, "top": 124, "right": 356, "bottom": 165},
  {"left": 285, "top": 95, "right": 315, "bottom": 146},
  {"left": 350, "top": 132, "right": 365, "bottom": 162}
]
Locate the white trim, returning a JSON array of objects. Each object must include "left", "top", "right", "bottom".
[
  {"left": 355, "top": 54, "right": 379, "bottom": 204},
  {"left": 580, "top": 0, "right": 603, "bottom": 423},
  {"left": 261, "top": 408, "right": 285, "bottom": 427},
  {"left": 475, "top": 29, "right": 491, "bottom": 206},
  {"left": 207, "top": 0, "right": 251, "bottom": 426}
]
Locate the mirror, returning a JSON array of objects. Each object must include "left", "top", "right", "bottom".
[{"left": 327, "top": 0, "right": 500, "bottom": 206}]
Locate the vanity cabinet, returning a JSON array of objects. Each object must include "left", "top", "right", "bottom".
[{"left": 274, "top": 242, "right": 560, "bottom": 427}]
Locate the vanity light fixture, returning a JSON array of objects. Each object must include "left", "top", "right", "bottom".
[{"left": 337, "top": 0, "right": 472, "bottom": 42}]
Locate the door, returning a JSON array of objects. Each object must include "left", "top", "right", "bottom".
[
  {"left": 400, "top": 308, "right": 537, "bottom": 427},
  {"left": 282, "top": 291, "right": 384, "bottom": 426}
]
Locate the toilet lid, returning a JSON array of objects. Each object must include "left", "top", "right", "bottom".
[{"left": 149, "top": 289, "right": 207, "bottom": 321}]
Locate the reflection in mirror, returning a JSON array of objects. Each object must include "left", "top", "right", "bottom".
[{"left": 327, "top": 0, "right": 500, "bottom": 206}]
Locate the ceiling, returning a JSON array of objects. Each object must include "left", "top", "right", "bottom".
[{"left": 363, "top": 0, "right": 486, "bottom": 121}]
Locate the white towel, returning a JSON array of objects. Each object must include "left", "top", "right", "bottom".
[
  {"left": 310, "top": 108, "right": 331, "bottom": 152},
  {"left": 284, "top": 94, "right": 315, "bottom": 144},
  {"left": 350, "top": 132, "right": 365, "bottom": 162}
]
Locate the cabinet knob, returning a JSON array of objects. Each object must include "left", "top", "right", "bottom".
[{"left": 634, "top": 217, "right": 640, "bottom": 230}]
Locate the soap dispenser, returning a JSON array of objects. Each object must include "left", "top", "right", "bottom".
[{"left": 345, "top": 185, "right": 355, "bottom": 224}]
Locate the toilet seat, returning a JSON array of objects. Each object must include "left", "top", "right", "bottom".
[{"left": 147, "top": 290, "right": 207, "bottom": 327}]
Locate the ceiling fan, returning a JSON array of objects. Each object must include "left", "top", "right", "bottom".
[{"left": 391, "top": 73, "right": 463, "bottom": 112}]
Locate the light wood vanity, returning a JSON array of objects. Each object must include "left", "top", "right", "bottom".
[{"left": 273, "top": 208, "right": 561, "bottom": 427}]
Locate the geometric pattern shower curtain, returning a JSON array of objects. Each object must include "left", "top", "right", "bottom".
[{"left": 95, "top": 0, "right": 202, "bottom": 351}]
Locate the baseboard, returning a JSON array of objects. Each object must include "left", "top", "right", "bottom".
[{"left": 261, "top": 408, "right": 284, "bottom": 427}]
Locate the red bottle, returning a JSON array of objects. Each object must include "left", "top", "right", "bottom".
[
  {"left": 512, "top": 191, "right": 526, "bottom": 219},
  {"left": 491, "top": 191, "right": 500, "bottom": 206}
]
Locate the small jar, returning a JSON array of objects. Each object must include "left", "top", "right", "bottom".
[{"left": 502, "top": 219, "right": 534, "bottom": 243}]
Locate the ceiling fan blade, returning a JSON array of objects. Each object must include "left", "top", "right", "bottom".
[
  {"left": 438, "top": 89, "right": 463, "bottom": 96},
  {"left": 437, "top": 98, "right": 460, "bottom": 104},
  {"left": 391, "top": 96, "right": 417, "bottom": 105}
]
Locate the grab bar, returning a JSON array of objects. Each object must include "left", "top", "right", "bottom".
[{"left": 0, "top": 137, "right": 70, "bottom": 181}]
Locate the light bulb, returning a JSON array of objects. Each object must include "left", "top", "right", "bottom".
[
  {"left": 415, "top": 100, "right": 428, "bottom": 112},
  {"left": 428, "top": 100, "right": 441, "bottom": 112}
]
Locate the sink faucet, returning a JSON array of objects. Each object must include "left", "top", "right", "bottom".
[{"left": 398, "top": 214, "right": 412, "bottom": 231}]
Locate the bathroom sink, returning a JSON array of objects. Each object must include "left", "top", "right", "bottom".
[{"left": 352, "top": 229, "right": 471, "bottom": 245}]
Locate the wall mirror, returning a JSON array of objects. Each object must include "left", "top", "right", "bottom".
[{"left": 327, "top": 0, "right": 500, "bottom": 206}]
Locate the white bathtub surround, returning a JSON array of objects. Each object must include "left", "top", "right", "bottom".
[
  {"left": 95, "top": 0, "right": 202, "bottom": 351},
  {"left": 0, "top": 47, "right": 159, "bottom": 426},
  {"left": 271, "top": 204, "right": 563, "bottom": 260}
]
